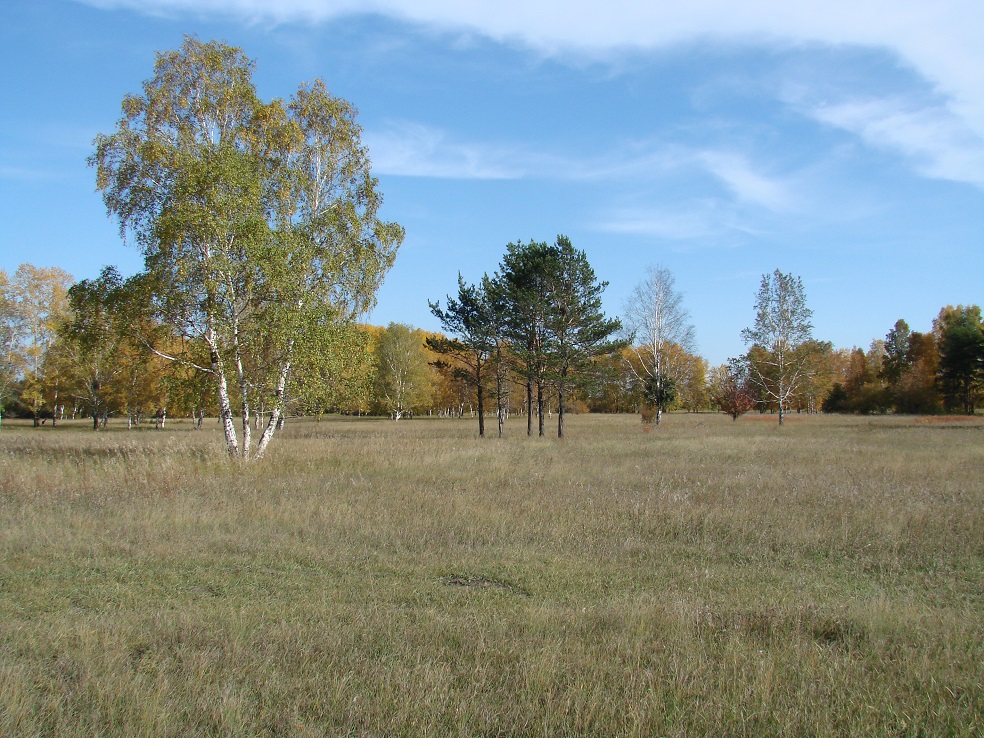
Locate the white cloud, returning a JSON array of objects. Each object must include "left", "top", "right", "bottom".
[
  {"left": 77, "top": 2, "right": 984, "bottom": 124},
  {"left": 0, "top": 165, "right": 63, "bottom": 182},
  {"left": 363, "top": 123, "right": 663, "bottom": 181},
  {"left": 364, "top": 122, "right": 523, "bottom": 179},
  {"left": 809, "top": 97, "right": 984, "bottom": 188},
  {"left": 597, "top": 200, "right": 745, "bottom": 241},
  {"left": 366, "top": 121, "right": 806, "bottom": 214},
  {"left": 697, "top": 151, "right": 794, "bottom": 211},
  {"left": 77, "top": 1, "right": 984, "bottom": 190}
]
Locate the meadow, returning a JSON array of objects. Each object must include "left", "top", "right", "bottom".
[{"left": 0, "top": 412, "right": 981, "bottom": 736}]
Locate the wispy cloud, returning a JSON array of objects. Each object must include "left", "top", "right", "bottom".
[
  {"left": 0, "top": 164, "right": 65, "bottom": 182},
  {"left": 808, "top": 97, "right": 984, "bottom": 189},
  {"left": 596, "top": 200, "right": 748, "bottom": 241},
  {"left": 364, "top": 122, "right": 523, "bottom": 179},
  {"left": 366, "top": 122, "right": 805, "bottom": 218},
  {"left": 697, "top": 151, "right": 794, "bottom": 211}
]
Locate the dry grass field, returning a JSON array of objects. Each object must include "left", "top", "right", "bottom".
[{"left": 1, "top": 412, "right": 981, "bottom": 736}]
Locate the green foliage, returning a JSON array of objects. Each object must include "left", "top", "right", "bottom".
[
  {"left": 642, "top": 372, "right": 676, "bottom": 409},
  {"left": 822, "top": 382, "right": 849, "bottom": 413},
  {"left": 935, "top": 306, "right": 984, "bottom": 414},
  {"left": 60, "top": 266, "right": 128, "bottom": 427},
  {"left": 428, "top": 275, "right": 499, "bottom": 436},
  {"left": 496, "top": 239, "right": 558, "bottom": 436},
  {"left": 543, "top": 236, "right": 625, "bottom": 437},
  {"left": 583, "top": 349, "right": 639, "bottom": 414},
  {"left": 0, "top": 269, "right": 17, "bottom": 422},
  {"left": 881, "top": 319, "right": 912, "bottom": 385},
  {"left": 495, "top": 236, "right": 624, "bottom": 437}
]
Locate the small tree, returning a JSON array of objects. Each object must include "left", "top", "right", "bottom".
[
  {"left": 59, "top": 266, "right": 129, "bottom": 430},
  {"left": 428, "top": 275, "right": 498, "bottom": 437},
  {"left": 710, "top": 358, "right": 756, "bottom": 421},
  {"left": 372, "top": 323, "right": 433, "bottom": 420},
  {"left": 289, "top": 321, "right": 373, "bottom": 418},
  {"left": 622, "top": 265, "right": 696, "bottom": 426},
  {"left": 644, "top": 372, "right": 676, "bottom": 410},
  {"left": 741, "top": 269, "right": 814, "bottom": 426},
  {"left": 0, "top": 269, "right": 19, "bottom": 428},
  {"left": 9, "top": 264, "right": 73, "bottom": 426},
  {"left": 895, "top": 332, "right": 941, "bottom": 414},
  {"left": 881, "top": 319, "right": 912, "bottom": 386},
  {"left": 676, "top": 351, "right": 710, "bottom": 412}
]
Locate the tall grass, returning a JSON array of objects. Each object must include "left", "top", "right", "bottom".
[{"left": 1, "top": 413, "right": 981, "bottom": 736}]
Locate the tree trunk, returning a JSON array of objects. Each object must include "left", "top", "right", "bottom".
[
  {"left": 476, "top": 364, "right": 485, "bottom": 438},
  {"left": 526, "top": 379, "right": 533, "bottom": 436},
  {"left": 208, "top": 326, "right": 240, "bottom": 457},
  {"left": 255, "top": 354, "right": 293, "bottom": 461},
  {"left": 557, "top": 383, "right": 565, "bottom": 439},
  {"left": 216, "top": 370, "right": 239, "bottom": 457},
  {"left": 537, "top": 381, "right": 545, "bottom": 437},
  {"left": 496, "top": 369, "right": 504, "bottom": 439}
]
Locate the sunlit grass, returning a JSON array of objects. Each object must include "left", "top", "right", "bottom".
[{"left": 1, "top": 412, "right": 981, "bottom": 735}]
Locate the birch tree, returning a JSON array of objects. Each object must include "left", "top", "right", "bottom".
[
  {"left": 59, "top": 266, "right": 128, "bottom": 429},
  {"left": 91, "top": 37, "right": 402, "bottom": 460},
  {"left": 372, "top": 323, "right": 433, "bottom": 419},
  {"left": 0, "top": 270, "right": 17, "bottom": 427},
  {"left": 741, "top": 269, "right": 814, "bottom": 426},
  {"left": 622, "top": 265, "right": 695, "bottom": 425},
  {"left": 9, "top": 264, "right": 73, "bottom": 425}
]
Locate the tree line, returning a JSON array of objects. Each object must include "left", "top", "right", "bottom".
[
  {"left": 5, "top": 257, "right": 979, "bottom": 436},
  {"left": 3, "top": 37, "right": 982, "bottom": 460}
]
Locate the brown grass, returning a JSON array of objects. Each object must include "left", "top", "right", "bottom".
[
  {"left": 913, "top": 414, "right": 982, "bottom": 424},
  {"left": 0, "top": 412, "right": 981, "bottom": 736}
]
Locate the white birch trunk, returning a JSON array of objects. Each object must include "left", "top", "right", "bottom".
[{"left": 254, "top": 354, "right": 292, "bottom": 460}]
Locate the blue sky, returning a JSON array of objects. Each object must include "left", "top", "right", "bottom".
[{"left": 2, "top": 0, "right": 982, "bottom": 366}]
